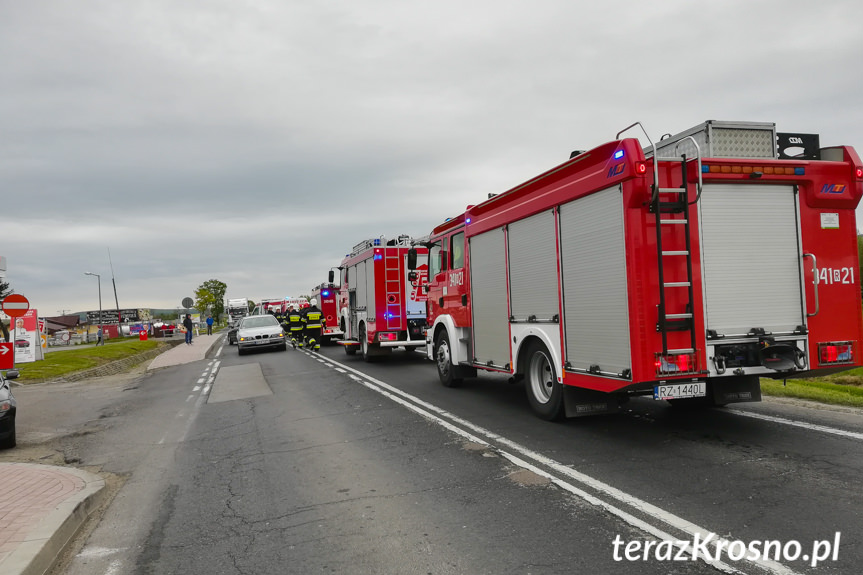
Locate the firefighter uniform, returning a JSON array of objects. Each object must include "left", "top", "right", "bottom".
[
  {"left": 302, "top": 300, "right": 323, "bottom": 352},
  {"left": 287, "top": 306, "right": 304, "bottom": 348}
]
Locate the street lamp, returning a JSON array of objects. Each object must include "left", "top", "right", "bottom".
[{"left": 84, "top": 272, "right": 102, "bottom": 345}]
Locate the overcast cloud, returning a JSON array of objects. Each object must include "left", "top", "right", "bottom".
[{"left": 2, "top": 0, "right": 862, "bottom": 315}]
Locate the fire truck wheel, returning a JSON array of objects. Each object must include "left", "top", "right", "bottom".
[
  {"left": 345, "top": 342, "right": 357, "bottom": 355},
  {"left": 524, "top": 341, "right": 563, "bottom": 421},
  {"left": 435, "top": 331, "right": 462, "bottom": 388},
  {"left": 360, "top": 325, "right": 377, "bottom": 363}
]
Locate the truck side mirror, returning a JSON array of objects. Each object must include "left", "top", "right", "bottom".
[
  {"left": 407, "top": 248, "right": 417, "bottom": 270},
  {"left": 328, "top": 270, "right": 335, "bottom": 283}
]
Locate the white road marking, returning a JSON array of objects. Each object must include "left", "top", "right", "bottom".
[
  {"left": 197, "top": 378, "right": 205, "bottom": 384},
  {"left": 730, "top": 410, "right": 863, "bottom": 440},
  {"left": 323, "top": 355, "right": 800, "bottom": 575},
  {"left": 76, "top": 546, "right": 127, "bottom": 558},
  {"left": 186, "top": 395, "right": 194, "bottom": 402},
  {"left": 334, "top": 368, "right": 346, "bottom": 373},
  {"left": 193, "top": 386, "right": 201, "bottom": 391}
]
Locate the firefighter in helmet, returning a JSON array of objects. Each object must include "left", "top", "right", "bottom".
[
  {"left": 301, "top": 298, "right": 323, "bottom": 352},
  {"left": 287, "top": 305, "right": 304, "bottom": 348}
]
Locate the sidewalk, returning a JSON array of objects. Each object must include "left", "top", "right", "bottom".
[
  {"left": 0, "top": 332, "right": 224, "bottom": 575},
  {"left": 0, "top": 463, "right": 105, "bottom": 575},
  {"left": 147, "top": 332, "right": 224, "bottom": 370}
]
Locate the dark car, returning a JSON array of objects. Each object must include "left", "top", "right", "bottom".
[
  {"left": 227, "top": 323, "right": 239, "bottom": 345},
  {"left": 1, "top": 369, "right": 20, "bottom": 449}
]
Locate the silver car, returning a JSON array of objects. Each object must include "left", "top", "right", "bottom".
[{"left": 237, "top": 314, "right": 287, "bottom": 355}]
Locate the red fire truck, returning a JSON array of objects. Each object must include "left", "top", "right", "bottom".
[
  {"left": 411, "top": 120, "right": 863, "bottom": 419},
  {"left": 338, "top": 235, "right": 429, "bottom": 361},
  {"left": 310, "top": 282, "right": 342, "bottom": 343}
]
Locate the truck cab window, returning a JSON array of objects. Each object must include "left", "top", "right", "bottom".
[
  {"left": 451, "top": 232, "right": 465, "bottom": 269},
  {"left": 429, "top": 240, "right": 444, "bottom": 277}
]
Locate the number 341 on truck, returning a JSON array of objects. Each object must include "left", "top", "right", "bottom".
[{"left": 409, "top": 120, "right": 863, "bottom": 420}]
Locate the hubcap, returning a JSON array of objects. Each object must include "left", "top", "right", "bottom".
[
  {"left": 529, "top": 351, "right": 554, "bottom": 404},
  {"left": 437, "top": 340, "right": 451, "bottom": 378}
]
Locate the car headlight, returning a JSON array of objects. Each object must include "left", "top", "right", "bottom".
[{"left": 0, "top": 400, "right": 11, "bottom": 412}]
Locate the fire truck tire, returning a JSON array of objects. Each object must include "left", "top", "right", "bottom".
[
  {"left": 435, "top": 331, "right": 462, "bottom": 388},
  {"left": 524, "top": 341, "right": 564, "bottom": 421},
  {"left": 344, "top": 342, "right": 357, "bottom": 356},
  {"left": 360, "top": 325, "right": 377, "bottom": 363}
]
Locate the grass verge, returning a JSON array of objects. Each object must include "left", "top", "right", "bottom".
[
  {"left": 761, "top": 368, "right": 863, "bottom": 409},
  {"left": 13, "top": 339, "right": 162, "bottom": 382}
]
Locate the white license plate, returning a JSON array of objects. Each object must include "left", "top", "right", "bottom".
[{"left": 654, "top": 382, "right": 706, "bottom": 400}]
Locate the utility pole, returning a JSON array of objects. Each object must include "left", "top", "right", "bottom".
[
  {"left": 84, "top": 272, "right": 102, "bottom": 345},
  {"left": 108, "top": 248, "right": 122, "bottom": 328}
]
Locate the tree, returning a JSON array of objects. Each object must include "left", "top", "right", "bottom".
[{"left": 194, "top": 279, "right": 228, "bottom": 321}]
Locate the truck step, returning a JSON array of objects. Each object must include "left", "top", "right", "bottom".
[
  {"left": 665, "top": 313, "right": 693, "bottom": 319},
  {"left": 662, "top": 250, "right": 689, "bottom": 256},
  {"left": 664, "top": 282, "right": 691, "bottom": 287},
  {"left": 660, "top": 219, "right": 688, "bottom": 225}
]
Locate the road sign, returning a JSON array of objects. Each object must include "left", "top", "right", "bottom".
[
  {"left": 0, "top": 343, "right": 13, "bottom": 370},
  {"left": 182, "top": 297, "right": 194, "bottom": 308},
  {"left": 2, "top": 294, "right": 30, "bottom": 318}
]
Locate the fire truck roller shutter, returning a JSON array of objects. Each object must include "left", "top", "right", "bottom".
[
  {"left": 365, "top": 257, "right": 376, "bottom": 318},
  {"left": 559, "top": 185, "right": 632, "bottom": 375},
  {"left": 356, "top": 262, "right": 367, "bottom": 312},
  {"left": 469, "top": 228, "right": 510, "bottom": 368},
  {"left": 699, "top": 184, "right": 803, "bottom": 336},
  {"left": 509, "top": 210, "right": 559, "bottom": 322}
]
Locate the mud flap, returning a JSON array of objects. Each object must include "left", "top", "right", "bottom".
[
  {"left": 563, "top": 386, "right": 624, "bottom": 418},
  {"left": 454, "top": 364, "right": 477, "bottom": 379},
  {"left": 709, "top": 376, "right": 762, "bottom": 406}
]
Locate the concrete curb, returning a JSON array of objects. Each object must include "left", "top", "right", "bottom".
[{"left": 2, "top": 464, "right": 107, "bottom": 575}]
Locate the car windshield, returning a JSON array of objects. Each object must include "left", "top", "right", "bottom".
[{"left": 240, "top": 316, "right": 279, "bottom": 329}]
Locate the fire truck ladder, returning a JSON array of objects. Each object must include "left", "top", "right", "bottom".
[
  {"left": 384, "top": 249, "right": 403, "bottom": 331},
  {"left": 652, "top": 138, "right": 703, "bottom": 356}
]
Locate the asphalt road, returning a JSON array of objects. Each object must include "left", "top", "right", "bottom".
[{"left": 8, "top": 337, "right": 862, "bottom": 575}]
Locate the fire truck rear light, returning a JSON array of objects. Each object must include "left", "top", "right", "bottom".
[
  {"left": 795, "top": 167, "right": 805, "bottom": 175},
  {"left": 614, "top": 150, "right": 624, "bottom": 159},
  {"left": 856, "top": 167, "right": 863, "bottom": 179},
  {"left": 655, "top": 352, "right": 698, "bottom": 376},
  {"left": 378, "top": 332, "right": 397, "bottom": 341},
  {"left": 635, "top": 161, "right": 647, "bottom": 174},
  {"left": 818, "top": 342, "right": 853, "bottom": 365}
]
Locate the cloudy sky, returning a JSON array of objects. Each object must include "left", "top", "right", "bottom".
[{"left": 2, "top": 0, "right": 862, "bottom": 316}]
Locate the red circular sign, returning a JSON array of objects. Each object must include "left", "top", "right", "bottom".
[{"left": 2, "top": 294, "right": 30, "bottom": 317}]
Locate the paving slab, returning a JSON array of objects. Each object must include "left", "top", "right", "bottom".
[
  {"left": 0, "top": 463, "right": 105, "bottom": 575},
  {"left": 147, "top": 333, "right": 223, "bottom": 370}
]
